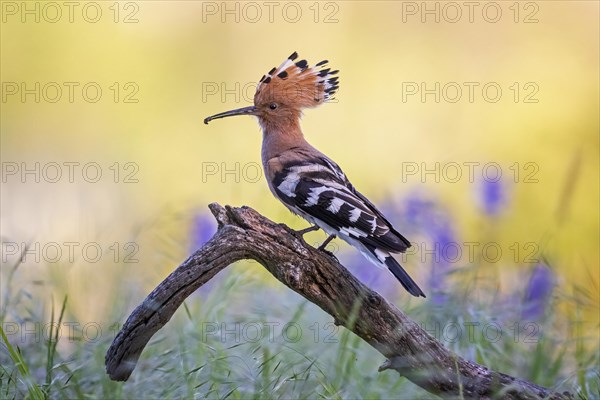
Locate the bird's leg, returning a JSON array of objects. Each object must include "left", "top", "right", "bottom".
[
  {"left": 294, "top": 225, "right": 320, "bottom": 236},
  {"left": 317, "top": 234, "right": 338, "bottom": 262},
  {"left": 317, "top": 234, "right": 336, "bottom": 251}
]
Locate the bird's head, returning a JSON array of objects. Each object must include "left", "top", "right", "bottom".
[{"left": 204, "top": 52, "right": 339, "bottom": 130}]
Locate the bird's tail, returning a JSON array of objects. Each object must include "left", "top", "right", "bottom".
[{"left": 384, "top": 256, "right": 426, "bottom": 298}]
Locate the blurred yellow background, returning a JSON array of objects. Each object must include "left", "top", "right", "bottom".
[{"left": 1, "top": 1, "right": 598, "bottom": 325}]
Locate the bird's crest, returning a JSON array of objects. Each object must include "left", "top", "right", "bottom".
[{"left": 254, "top": 52, "right": 339, "bottom": 109}]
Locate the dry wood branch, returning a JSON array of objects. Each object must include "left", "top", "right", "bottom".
[{"left": 105, "top": 203, "right": 571, "bottom": 399}]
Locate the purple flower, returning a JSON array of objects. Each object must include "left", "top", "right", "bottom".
[
  {"left": 384, "top": 192, "right": 456, "bottom": 303},
  {"left": 427, "top": 221, "right": 455, "bottom": 305},
  {"left": 521, "top": 263, "right": 556, "bottom": 320},
  {"left": 190, "top": 212, "right": 217, "bottom": 252},
  {"left": 479, "top": 177, "right": 507, "bottom": 216},
  {"left": 189, "top": 212, "right": 221, "bottom": 296},
  {"left": 397, "top": 194, "right": 436, "bottom": 228}
]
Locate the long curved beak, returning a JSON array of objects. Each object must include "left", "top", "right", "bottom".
[{"left": 204, "top": 106, "right": 258, "bottom": 125}]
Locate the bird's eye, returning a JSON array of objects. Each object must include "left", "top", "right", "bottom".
[{"left": 269, "top": 103, "right": 278, "bottom": 110}]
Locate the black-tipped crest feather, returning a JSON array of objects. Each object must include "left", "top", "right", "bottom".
[{"left": 255, "top": 52, "right": 340, "bottom": 107}]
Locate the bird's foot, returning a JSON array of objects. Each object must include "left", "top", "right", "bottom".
[
  {"left": 317, "top": 235, "right": 338, "bottom": 262},
  {"left": 317, "top": 234, "right": 336, "bottom": 251},
  {"left": 320, "top": 249, "right": 338, "bottom": 262},
  {"left": 293, "top": 225, "right": 320, "bottom": 237}
]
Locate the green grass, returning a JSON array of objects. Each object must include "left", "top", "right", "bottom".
[{"left": 0, "top": 255, "right": 598, "bottom": 399}]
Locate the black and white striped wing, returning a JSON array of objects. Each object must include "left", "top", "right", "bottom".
[{"left": 273, "top": 158, "right": 411, "bottom": 253}]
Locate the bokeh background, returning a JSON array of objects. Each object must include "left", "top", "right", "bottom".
[{"left": 1, "top": 1, "right": 599, "bottom": 398}]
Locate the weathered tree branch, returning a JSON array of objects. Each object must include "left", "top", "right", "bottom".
[{"left": 105, "top": 203, "right": 571, "bottom": 399}]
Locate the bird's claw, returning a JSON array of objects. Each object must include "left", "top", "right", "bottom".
[{"left": 319, "top": 247, "right": 338, "bottom": 263}]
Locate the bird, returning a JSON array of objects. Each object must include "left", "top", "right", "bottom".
[{"left": 204, "top": 52, "right": 425, "bottom": 297}]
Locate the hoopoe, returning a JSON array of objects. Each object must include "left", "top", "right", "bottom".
[{"left": 204, "top": 52, "right": 425, "bottom": 297}]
